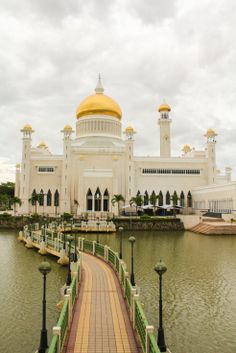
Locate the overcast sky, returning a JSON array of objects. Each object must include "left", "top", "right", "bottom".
[{"left": 0, "top": 0, "right": 236, "bottom": 182}]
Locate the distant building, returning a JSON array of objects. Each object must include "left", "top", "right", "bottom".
[{"left": 15, "top": 77, "right": 235, "bottom": 215}]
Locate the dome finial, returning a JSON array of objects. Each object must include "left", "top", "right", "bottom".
[{"left": 95, "top": 73, "right": 104, "bottom": 94}]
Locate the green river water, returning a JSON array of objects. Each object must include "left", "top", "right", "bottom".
[{"left": 0, "top": 229, "right": 236, "bottom": 353}]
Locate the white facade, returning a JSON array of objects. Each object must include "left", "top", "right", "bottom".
[{"left": 15, "top": 80, "right": 234, "bottom": 215}]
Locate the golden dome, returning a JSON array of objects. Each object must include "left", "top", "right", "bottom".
[
  {"left": 183, "top": 144, "right": 191, "bottom": 153},
  {"left": 125, "top": 126, "right": 134, "bottom": 133},
  {"left": 76, "top": 76, "right": 122, "bottom": 120},
  {"left": 22, "top": 123, "right": 32, "bottom": 131},
  {"left": 158, "top": 103, "right": 171, "bottom": 112},
  {"left": 38, "top": 142, "right": 47, "bottom": 149},
  {"left": 63, "top": 125, "right": 72, "bottom": 132},
  {"left": 206, "top": 128, "right": 216, "bottom": 136}
]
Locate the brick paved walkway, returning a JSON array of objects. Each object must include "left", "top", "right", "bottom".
[{"left": 65, "top": 253, "right": 139, "bottom": 353}]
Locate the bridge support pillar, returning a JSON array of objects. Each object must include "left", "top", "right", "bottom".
[
  {"left": 132, "top": 293, "right": 140, "bottom": 329},
  {"left": 52, "top": 326, "right": 61, "bottom": 353},
  {"left": 92, "top": 241, "right": 96, "bottom": 255},
  {"left": 65, "top": 288, "right": 72, "bottom": 325},
  {"left": 145, "top": 325, "right": 154, "bottom": 353},
  {"left": 104, "top": 246, "right": 109, "bottom": 262},
  {"left": 25, "top": 236, "right": 33, "bottom": 248},
  {"left": 38, "top": 241, "right": 47, "bottom": 255}
]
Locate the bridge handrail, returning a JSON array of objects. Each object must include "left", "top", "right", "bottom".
[{"left": 78, "top": 237, "right": 161, "bottom": 353}]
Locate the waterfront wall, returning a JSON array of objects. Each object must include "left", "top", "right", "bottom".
[
  {"left": 114, "top": 217, "right": 184, "bottom": 231},
  {"left": 0, "top": 216, "right": 24, "bottom": 229}
]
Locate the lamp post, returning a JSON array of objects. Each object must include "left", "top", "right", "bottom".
[
  {"left": 71, "top": 217, "right": 77, "bottom": 262},
  {"left": 96, "top": 220, "right": 100, "bottom": 244},
  {"left": 38, "top": 261, "right": 51, "bottom": 353},
  {"left": 43, "top": 216, "right": 47, "bottom": 242},
  {"left": 63, "top": 221, "right": 67, "bottom": 249},
  {"left": 118, "top": 226, "right": 124, "bottom": 259},
  {"left": 128, "top": 236, "right": 136, "bottom": 286},
  {"left": 66, "top": 235, "right": 73, "bottom": 286},
  {"left": 154, "top": 260, "right": 167, "bottom": 352}
]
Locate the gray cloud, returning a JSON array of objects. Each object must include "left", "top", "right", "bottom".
[{"left": 0, "top": 0, "right": 236, "bottom": 181}]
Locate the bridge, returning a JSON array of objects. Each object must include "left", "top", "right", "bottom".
[{"left": 19, "top": 223, "right": 170, "bottom": 353}]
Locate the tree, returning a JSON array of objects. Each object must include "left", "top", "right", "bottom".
[
  {"left": 11, "top": 196, "right": 22, "bottom": 216},
  {"left": 149, "top": 193, "right": 159, "bottom": 215},
  {"left": 171, "top": 191, "right": 179, "bottom": 217},
  {"left": 111, "top": 194, "right": 125, "bottom": 216},
  {"left": 130, "top": 195, "right": 144, "bottom": 214}
]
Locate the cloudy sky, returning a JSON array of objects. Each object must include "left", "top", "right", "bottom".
[{"left": 0, "top": 0, "right": 236, "bottom": 181}]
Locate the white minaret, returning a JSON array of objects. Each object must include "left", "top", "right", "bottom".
[
  {"left": 124, "top": 126, "right": 136, "bottom": 201},
  {"left": 61, "top": 125, "right": 73, "bottom": 213},
  {"left": 20, "top": 124, "right": 34, "bottom": 214},
  {"left": 205, "top": 128, "right": 217, "bottom": 184},
  {"left": 158, "top": 103, "right": 172, "bottom": 157}
]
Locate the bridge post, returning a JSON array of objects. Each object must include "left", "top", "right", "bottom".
[
  {"left": 104, "top": 245, "right": 109, "bottom": 262},
  {"left": 92, "top": 241, "right": 96, "bottom": 255},
  {"left": 130, "top": 288, "right": 137, "bottom": 321},
  {"left": 81, "top": 238, "right": 84, "bottom": 252},
  {"left": 132, "top": 293, "right": 139, "bottom": 329},
  {"left": 65, "top": 288, "right": 72, "bottom": 325},
  {"left": 123, "top": 271, "right": 129, "bottom": 298},
  {"left": 145, "top": 325, "right": 154, "bottom": 353},
  {"left": 52, "top": 326, "right": 61, "bottom": 353}
]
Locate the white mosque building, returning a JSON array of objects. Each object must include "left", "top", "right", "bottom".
[{"left": 15, "top": 77, "right": 236, "bottom": 216}]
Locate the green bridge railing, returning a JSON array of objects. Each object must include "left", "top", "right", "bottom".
[{"left": 21, "top": 225, "right": 161, "bottom": 353}]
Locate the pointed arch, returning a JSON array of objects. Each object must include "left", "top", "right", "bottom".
[
  {"left": 158, "top": 191, "right": 163, "bottom": 206},
  {"left": 166, "top": 191, "right": 170, "bottom": 205},
  {"left": 54, "top": 190, "right": 59, "bottom": 207},
  {"left": 180, "top": 191, "right": 185, "bottom": 207},
  {"left": 103, "top": 188, "right": 109, "bottom": 212},
  {"left": 87, "top": 188, "right": 93, "bottom": 211},
  {"left": 187, "top": 191, "right": 192, "bottom": 207},
  {"left": 39, "top": 189, "right": 44, "bottom": 206},
  {"left": 144, "top": 190, "right": 149, "bottom": 205},
  {"left": 94, "top": 187, "right": 101, "bottom": 211},
  {"left": 47, "top": 190, "right": 52, "bottom": 206}
]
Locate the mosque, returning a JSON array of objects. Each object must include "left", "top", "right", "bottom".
[{"left": 15, "top": 77, "right": 236, "bottom": 216}]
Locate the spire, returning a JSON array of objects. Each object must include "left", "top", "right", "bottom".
[{"left": 95, "top": 73, "right": 104, "bottom": 94}]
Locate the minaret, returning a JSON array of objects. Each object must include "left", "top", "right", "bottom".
[
  {"left": 205, "top": 128, "right": 217, "bottom": 184},
  {"left": 158, "top": 103, "right": 172, "bottom": 157},
  {"left": 61, "top": 125, "right": 73, "bottom": 213},
  {"left": 124, "top": 126, "right": 136, "bottom": 200},
  {"left": 20, "top": 124, "right": 34, "bottom": 214}
]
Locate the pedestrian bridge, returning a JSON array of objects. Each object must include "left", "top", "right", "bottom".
[{"left": 19, "top": 224, "right": 167, "bottom": 353}]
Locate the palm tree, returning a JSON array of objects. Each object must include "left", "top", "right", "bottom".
[
  {"left": 11, "top": 196, "right": 22, "bottom": 215},
  {"left": 28, "top": 193, "right": 40, "bottom": 214},
  {"left": 149, "top": 193, "right": 159, "bottom": 215},
  {"left": 130, "top": 195, "right": 143, "bottom": 214},
  {"left": 171, "top": 191, "right": 179, "bottom": 217},
  {"left": 111, "top": 194, "right": 125, "bottom": 216}
]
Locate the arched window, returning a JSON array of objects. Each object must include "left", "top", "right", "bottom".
[
  {"left": 54, "top": 190, "right": 59, "bottom": 207},
  {"left": 94, "top": 187, "right": 101, "bottom": 211},
  {"left": 39, "top": 189, "right": 44, "bottom": 206},
  {"left": 158, "top": 191, "right": 163, "bottom": 206},
  {"left": 144, "top": 191, "right": 149, "bottom": 205},
  {"left": 31, "top": 189, "right": 36, "bottom": 205},
  {"left": 166, "top": 191, "right": 170, "bottom": 205},
  {"left": 87, "top": 189, "right": 93, "bottom": 211},
  {"left": 187, "top": 191, "right": 192, "bottom": 207},
  {"left": 180, "top": 191, "right": 185, "bottom": 207},
  {"left": 47, "top": 190, "right": 52, "bottom": 206},
  {"left": 103, "top": 189, "right": 109, "bottom": 212}
]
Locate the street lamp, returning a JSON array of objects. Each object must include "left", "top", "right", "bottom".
[
  {"left": 118, "top": 226, "right": 124, "bottom": 259},
  {"left": 66, "top": 235, "right": 73, "bottom": 286},
  {"left": 128, "top": 236, "right": 136, "bottom": 286},
  {"left": 38, "top": 261, "right": 51, "bottom": 353},
  {"left": 96, "top": 220, "right": 100, "bottom": 244},
  {"left": 63, "top": 221, "right": 67, "bottom": 249},
  {"left": 154, "top": 260, "right": 167, "bottom": 352}
]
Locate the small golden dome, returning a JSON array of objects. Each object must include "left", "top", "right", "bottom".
[
  {"left": 206, "top": 128, "right": 216, "bottom": 136},
  {"left": 63, "top": 125, "right": 72, "bottom": 132},
  {"left": 158, "top": 103, "right": 171, "bottom": 112},
  {"left": 38, "top": 142, "right": 47, "bottom": 149},
  {"left": 23, "top": 123, "right": 32, "bottom": 131},
  {"left": 76, "top": 76, "right": 122, "bottom": 120},
  {"left": 183, "top": 144, "right": 191, "bottom": 153},
  {"left": 125, "top": 126, "right": 134, "bottom": 133}
]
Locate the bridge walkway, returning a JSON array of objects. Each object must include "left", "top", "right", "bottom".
[{"left": 64, "top": 252, "right": 140, "bottom": 353}]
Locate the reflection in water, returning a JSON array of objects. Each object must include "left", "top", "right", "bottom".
[{"left": 1, "top": 230, "right": 236, "bottom": 353}]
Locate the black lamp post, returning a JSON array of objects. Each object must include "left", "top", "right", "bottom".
[
  {"left": 38, "top": 261, "right": 51, "bottom": 353},
  {"left": 118, "top": 226, "right": 124, "bottom": 259},
  {"left": 66, "top": 235, "right": 73, "bottom": 286},
  {"left": 96, "top": 221, "right": 100, "bottom": 244},
  {"left": 154, "top": 260, "right": 167, "bottom": 352},
  {"left": 63, "top": 221, "right": 67, "bottom": 249},
  {"left": 128, "top": 236, "right": 136, "bottom": 286},
  {"left": 71, "top": 217, "right": 77, "bottom": 262}
]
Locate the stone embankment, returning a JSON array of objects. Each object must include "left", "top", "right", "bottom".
[{"left": 114, "top": 217, "right": 184, "bottom": 231}]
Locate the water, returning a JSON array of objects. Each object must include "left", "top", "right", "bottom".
[
  {"left": 1, "top": 230, "right": 236, "bottom": 353},
  {"left": 0, "top": 230, "right": 67, "bottom": 353}
]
